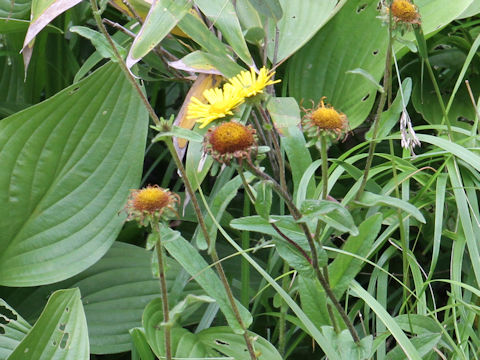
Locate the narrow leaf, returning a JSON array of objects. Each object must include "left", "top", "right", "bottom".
[{"left": 126, "top": 0, "right": 191, "bottom": 69}]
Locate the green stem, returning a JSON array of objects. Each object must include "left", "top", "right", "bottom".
[
  {"left": 241, "top": 188, "right": 251, "bottom": 308},
  {"left": 320, "top": 135, "right": 329, "bottom": 200},
  {"left": 89, "top": 0, "right": 160, "bottom": 126},
  {"left": 151, "top": 221, "right": 172, "bottom": 360},
  {"left": 245, "top": 156, "right": 360, "bottom": 343},
  {"left": 165, "top": 139, "right": 257, "bottom": 360}
]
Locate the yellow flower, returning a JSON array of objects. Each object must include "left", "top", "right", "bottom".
[
  {"left": 229, "top": 67, "right": 281, "bottom": 98},
  {"left": 187, "top": 83, "right": 245, "bottom": 129}
]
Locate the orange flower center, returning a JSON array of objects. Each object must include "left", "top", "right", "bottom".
[
  {"left": 311, "top": 107, "right": 343, "bottom": 129},
  {"left": 133, "top": 187, "right": 169, "bottom": 212},
  {"left": 210, "top": 122, "right": 254, "bottom": 154},
  {"left": 391, "top": 0, "right": 417, "bottom": 22}
]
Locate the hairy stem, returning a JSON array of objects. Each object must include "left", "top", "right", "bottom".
[
  {"left": 151, "top": 221, "right": 172, "bottom": 360},
  {"left": 245, "top": 157, "right": 360, "bottom": 343},
  {"left": 89, "top": 0, "right": 160, "bottom": 126},
  {"left": 165, "top": 139, "right": 257, "bottom": 359}
]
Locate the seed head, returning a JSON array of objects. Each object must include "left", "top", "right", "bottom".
[
  {"left": 126, "top": 185, "right": 180, "bottom": 225},
  {"left": 204, "top": 121, "right": 257, "bottom": 165}
]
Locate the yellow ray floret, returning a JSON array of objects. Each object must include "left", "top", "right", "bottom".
[
  {"left": 229, "top": 67, "right": 281, "bottom": 97},
  {"left": 187, "top": 83, "right": 245, "bottom": 128}
]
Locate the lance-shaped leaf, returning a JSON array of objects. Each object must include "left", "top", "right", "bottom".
[
  {"left": 194, "top": 0, "right": 253, "bottom": 67},
  {"left": 126, "top": 0, "right": 191, "bottom": 69},
  {"left": 0, "top": 63, "right": 148, "bottom": 286},
  {"left": 159, "top": 224, "right": 253, "bottom": 334},
  {"left": 22, "top": 0, "right": 83, "bottom": 71},
  {"left": 8, "top": 288, "right": 89, "bottom": 360}
]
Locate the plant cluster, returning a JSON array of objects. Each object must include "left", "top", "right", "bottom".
[{"left": 1, "top": 0, "right": 480, "bottom": 359}]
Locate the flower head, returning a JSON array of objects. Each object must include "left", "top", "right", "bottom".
[
  {"left": 391, "top": 0, "right": 420, "bottom": 24},
  {"left": 302, "top": 97, "right": 348, "bottom": 141},
  {"left": 204, "top": 121, "right": 257, "bottom": 165},
  {"left": 378, "top": 0, "right": 420, "bottom": 32},
  {"left": 187, "top": 83, "right": 245, "bottom": 129},
  {"left": 126, "top": 185, "right": 180, "bottom": 225},
  {"left": 229, "top": 67, "right": 281, "bottom": 98}
]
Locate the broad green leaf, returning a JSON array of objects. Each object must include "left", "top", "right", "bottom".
[
  {"left": 321, "top": 327, "right": 373, "bottom": 360},
  {"left": 254, "top": 181, "right": 272, "bottom": 220},
  {"left": 299, "top": 199, "right": 358, "bottom": 236},
  {"left": 230, "top": 215, "right": 306, "bottom": 244},
  {"left": 197, "top": 326, "right": 282, "bottom": 360},
  {"left": 129, "top": 328, "right": 155, "bottom": 360},
  {"left": 329, "top": 214, "right": 383, "bottom": 298},
  {"left": 0, "top": 63, "right": 148, "bottom": 286},
  {"left": 267, "top": 97, "right": 301, "bottom": 129},
  {"left": 457, "top": 0, "right": 480, "bottom": 18},
  {"left": 350, "top": 282, "right": 422, "bottom": 360},
  {"left": 288, "top": 0, "right": 472, "bottom": 129},
  {"left": 0, "top": 242, "right": 203, "bottom": 354},
  {"left": 167, "top": 294, "right": 215, "bottom": 326},
  {"left": 247, "top": 0, "right": 282, "bottom": 21},
  {"left": 70, "top": 26, "right": 126, "bottom": 60},
  {"left": 143, "top": 324, "right": 217, "bottom": 359},
  {"left": 8, "top": 289, "right": 89, "bottom": 360},
  {"left": 126, "top": 0, "right": 191, "bottom": 69},
  {"left": 385, "top": 334, "right": 441, "bottom": 360},
  {"left": 288, "top": 0, "right": 386, "bottom": 130},
  {"left": 0, "top": 299, "right": 31, "bottom": 359},
  {"left": 273, "top": 237, "right": 327, "bottom": 278},
  {"left": 394, "top": 315, "right": 440, "bottom": 334},
  {"left": 356, "top": 192, "right": 426, "bottom": 224},
  {"left": 266, "top": 0, "right": 342, "bottom": 62},
  {"left": 194, "top": 0, "right": 253, "bottom": 67},
  {"left": 297, "top": 275, "right": 330, "bottom": 329},
  {"left": 160, "top": 224, "right": 253, "bottom": 334},
  {"left": 0, "top": 0, "right": 30, "bottom": 18},
  {"left": 169, "top": 50, "right": 244, "bottom": 78}
]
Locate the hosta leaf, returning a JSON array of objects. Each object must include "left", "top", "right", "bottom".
[
  {"left": 288, "top": 0, "right": 473, "bottom": 130},
  {"left": 0, "top": 63, "right": 148, "bottom": 286},
  {"left": 0, "top": 299, "right": 31, "bottom": 359},
  {"left": 267, "top": 0, "right": 342, "bottom": 62},
  {"left": 8, "top": 288, "right": 89, "bottom": 360},
  {"left": 197, "top": 326, "right": 282, "bottom": 359},
  {"left": 0, "top": 242, "right": 203, "bottom": 354}
]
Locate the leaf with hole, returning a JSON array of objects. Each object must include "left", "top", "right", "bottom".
[{"left": 7, "top": 288, "right": 89, "bottom": 360}]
